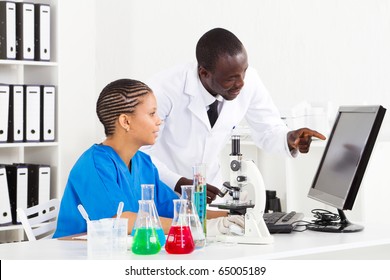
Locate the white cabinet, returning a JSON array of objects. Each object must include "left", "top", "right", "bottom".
[{"left": 0, "top": 0, "right": 58, "bottom": 242}]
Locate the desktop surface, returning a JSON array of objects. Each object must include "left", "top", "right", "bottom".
[{"left": 1, "top": 222, "right": 389, "bottom": 260}]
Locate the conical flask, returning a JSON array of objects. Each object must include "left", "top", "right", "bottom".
[
  {"left": 131, "top": 200, "right": 161, "bottom": 255},
  {"left": 181, "top": 185, "right": 206, "bottom": 249},
  {"left": 165, "top": 199, "right": 195, "bottom": 254},
  {"left": 131, "top": 184, "right": 166, "bottom": 246}
]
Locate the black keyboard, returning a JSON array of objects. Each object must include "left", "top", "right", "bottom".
[{"left": 263, "top": 211, "right": 304, "bottom": 233}]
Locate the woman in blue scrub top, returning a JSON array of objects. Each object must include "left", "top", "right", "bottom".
[
  {"left": 53, "top": 79, "right": 179, "bottom": 238},
  {"left": 53, "top": 78, "right": 244, "bottom": 238}
]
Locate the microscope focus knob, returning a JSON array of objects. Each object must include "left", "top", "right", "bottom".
[
  {"left": 236, "top": 176, "right": 247, "bottom": 182},
  {"left": 230, "top": 160, "right": 241, "bottom": 171}
]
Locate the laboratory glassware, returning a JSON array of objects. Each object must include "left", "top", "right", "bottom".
[
  {"left": 165, "top": 199, "right": 195, "bottom": 254},
  {"left": 193, "top": 163, "right": 207, "bottom": 235},
  {"left": 181, "top": 185, "right": 206, "bottom": 249},
  {"left": 131, "top": 184, "right": 166, "bottom": 246},
  {"left": 131, "top": 200, "right": 161, "bottom": 255}
]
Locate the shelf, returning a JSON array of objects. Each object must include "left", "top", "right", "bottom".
[
  {"left": 0, "top": 224, "right": 23, "bottom": 232},
  {"left": 0, "top": 60, "right": 58, "bottom": 67},
  {"left": 0, "top": 142, "right": 59, "bottom": 148}
]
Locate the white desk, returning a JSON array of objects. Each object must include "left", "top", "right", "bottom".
[{"left": 1, "top": 222, "right": 389, "bottom": 260}]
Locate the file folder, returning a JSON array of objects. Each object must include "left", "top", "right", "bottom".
[
  {"left": 26, "top": 164, "right": 50, "bottom": 213},
  {"left": 37, "top": 164, "right": 50, "bottom": 207},
  {"left": 5, "top": 164, "right": 28, "bottom": 224},
  {"left": 8, "top": 84, "right": 24, "bottom": 142},
  {"left": 0, "top": 165, "right": 12, "bottom": 225},
  {"left": 16, "top": 2, "right": 34, "bottom": 60},
  {"left": 0, "top": 1, "right": 16, "bottom": 59},
  {"left": 0, "top": 84, "right": 10, "bottom": 143},
  {"left": 34, "top": 4, "right": 50, "bottom": 61},
  {"left": 40, "top": 85, "right": 55, "bottom": 141},
  {"left": 24, "top": 85, "right": 41, "bottom": 142}
]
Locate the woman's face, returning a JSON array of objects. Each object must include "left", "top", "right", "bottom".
[{"left": 129, "top": 93, "right": 161, "bottom": 146}]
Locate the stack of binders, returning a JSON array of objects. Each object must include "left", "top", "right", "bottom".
[
  {"left": 2, "top": 163, "right": 50, "bottom": 224},
  {"left": 0, "top": 1, "right": 50, "bottom": 61},
  {"left": 0, "top": 84, "right": 56, "bottom": 143}
]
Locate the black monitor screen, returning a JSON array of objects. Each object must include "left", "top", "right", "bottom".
[{"left": 308, "top": 105, "right": 386, "bottom": 211}]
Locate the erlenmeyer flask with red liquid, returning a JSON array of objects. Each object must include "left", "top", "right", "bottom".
[{"left": 165, "top": 199, "right": 195, "bottom": 254}]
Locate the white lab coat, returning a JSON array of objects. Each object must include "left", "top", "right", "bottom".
[{"left": 142, "top": 62, "right": 292, "bottom": 191}]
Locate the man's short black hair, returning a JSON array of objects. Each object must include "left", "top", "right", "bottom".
[{"left": 196, "top": 28, "right": 244, "bottom": 72}]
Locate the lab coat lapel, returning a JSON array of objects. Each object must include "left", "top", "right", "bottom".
[
  {"left": 184, "top": 70, "right": 212, "bottom": 130},
  {"left": 212, "top": 100, "right": 235, "bottom": 130}
]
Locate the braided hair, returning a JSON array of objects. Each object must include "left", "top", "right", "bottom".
[
  {"left": 96, "top": 79, "right": 151, "bottom": 136},
  {"left": 196, "top": 28, "right": 244, "bottom": 72}
]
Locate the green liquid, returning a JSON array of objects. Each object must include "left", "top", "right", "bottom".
[{"left": 131, "top": 228, "right": 161, "bottom": 255}]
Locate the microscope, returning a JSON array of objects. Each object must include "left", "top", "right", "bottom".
[{"left": 211, "top": 135, "right": 274, "bottom": 244}]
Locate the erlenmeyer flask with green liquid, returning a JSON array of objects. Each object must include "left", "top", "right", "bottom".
[
  {"left": 131, "top": 184, "right": 166, "bottom": 246},
  {"left": 131, "top": 200, "right": 161, "bottom": 255}
]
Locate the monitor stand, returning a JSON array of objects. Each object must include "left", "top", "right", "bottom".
[{"left": 307, "top": 209, "right": 364, "bottom": 233}]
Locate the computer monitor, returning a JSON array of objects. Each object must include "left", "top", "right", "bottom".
[{"left": 307, "top": 105, "right": 386, "bottom": 232}]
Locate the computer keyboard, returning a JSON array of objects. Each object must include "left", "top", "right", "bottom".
[{"left": 263, "top": 211, "right": 304, "bottom": 233}]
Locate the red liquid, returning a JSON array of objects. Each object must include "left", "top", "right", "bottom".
[{"left": 165, "top": 225, "right": 195, "bottom": 254}]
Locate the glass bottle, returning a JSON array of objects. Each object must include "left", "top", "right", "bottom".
[
  {"left": 193, "top": 163, "right": 207, "bottom": 235},
  {"left": 165, "top": 199, "right": 195, "bottom": 254},
  {"left": 130, "top": 184, "right": 166, "bottom": 246},
  {"left": 131, "top": 200, "right": 161, "bottom": 255},
  {"left": 181, "top": 185, "right": 206, "bottom": 249}
]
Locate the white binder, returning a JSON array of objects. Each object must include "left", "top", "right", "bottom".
[
  {"left": 40, "top": 85, "right": 55, "bottom": 141},
  {"left": 0, "top": 1, "right": 16, "bottom": 59},
  {"left": 0, "top": 165, "right": 12, "bottom": 225},
  {"left": 34, "top": 4, "right": 50, "bottom": 61},
  {"left": 25, "top": 164, "right": 49, "bottom": 211},
  {"left": 24, "top": 85, "right": 41, "bottom": 142},
  {"left": 0, "top": 84, "right": 10, "bottom": 142},
  {"left": 8, "top": 85, "right": 24, "bottom": 142},
  {"left": 38, "top": 165, "right": 50, "bottom": 210},
  {"left": 15, "top": 165, "right": 28, "bottom": 223},
  {"left": 16, "top": 2, "right": 35, "bottom": 60},
  {"left": 5, "top": 164, "right": 28, "bottom": 224}
]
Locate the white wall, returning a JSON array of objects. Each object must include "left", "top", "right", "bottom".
[
  {"left": 57, "top": 0, "right": 98, "bottom": 193},
  {"left": 58, "top": 0, "right": 390, "bottom": 195},
  {"left": 94, "top": 0, "right": 390, "bottom": 140}
]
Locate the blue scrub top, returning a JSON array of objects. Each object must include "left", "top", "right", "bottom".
[{"left": 53, "top": 144, "right": 178, "bottom": 238}]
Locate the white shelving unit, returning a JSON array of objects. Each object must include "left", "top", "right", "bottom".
[{"left": 0, "top": 0, "right": 58, "bottom": 243}]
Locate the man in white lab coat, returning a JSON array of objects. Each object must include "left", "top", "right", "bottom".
[{"left": 142, "top": 28, "right": 326, "bottom": 203}]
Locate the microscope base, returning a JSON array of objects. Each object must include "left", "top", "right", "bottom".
[{"left": 216, "top": 210, "right": 274, "bottom": 245}]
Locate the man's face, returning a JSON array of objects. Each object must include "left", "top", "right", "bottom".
[{"left": 199, "top": 49, "right": 248, "bottom": 101}]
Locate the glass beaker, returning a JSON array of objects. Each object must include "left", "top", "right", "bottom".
[
  {"left": 165, "top": 199, "right": 195, "bottom": 254},
  {"left": 181, "top": 185, "right": 206, "bottom": 249},
  {"left": 193, "top": 163, "right": 207, "bottom": 235},
  {"left": 130, "top": 184, "right": 166, "bottom": 246},
  {"left": 131, "top": 200, "right": 161, "bottom": 255}
]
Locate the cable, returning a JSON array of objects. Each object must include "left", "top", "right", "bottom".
[
  {"left": 291, "top": 209, "right": 340, "bottom": 232},
  {"left": 291, "top": 220, "right": 312, "bottom": 232},
  {"left": 310, "top": 209, "right": 340, "bottom": 226}
]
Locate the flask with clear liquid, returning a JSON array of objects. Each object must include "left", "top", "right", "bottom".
[
  {"left": 181, "top": 185, "right": 206, "bottom": 249},
  {"left": 165, "top": 199, "right": 195, "bottom": 254},
  {"left": 131, "top": 200, "right": 161, "bottom": 255},
  {"left": 130, "top": 184, "right": 166, "bottom": 246}
]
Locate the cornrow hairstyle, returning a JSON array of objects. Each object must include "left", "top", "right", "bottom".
[
  {"left": 96, "top": 79, "right": 151, "bottom": 136},
  {"left": 196, "top": 27, "right": 244, "bottom": 72}
]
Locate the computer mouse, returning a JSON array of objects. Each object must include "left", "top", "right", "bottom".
[{"left": 229, "top": 224, "right": 244, "bottom": 236}]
